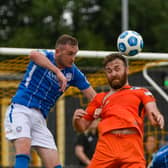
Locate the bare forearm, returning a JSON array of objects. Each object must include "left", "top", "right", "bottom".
[
  {"left": 145, "top": 102, "right": 164, "bottom": 129},
  {"left": 82, "top": 87, "right": 97, "bottom": 101},
  {"left": 29, "top": 51, "right": 59, "bottom": 74},
  {"left": 29, "top": 50, "right": 67, "bottom": 91},
  {"left": 78, "top": 154, "right": 90, "bottom": 165},
  {"left": 75, "top": 147, "right": 90, "bottom": 165},
  {"left": 73, "top": 118, "right": 89, "bottom": 132},
  {"left": 72, "top": 109, "right": 91, "bottom": 132}
]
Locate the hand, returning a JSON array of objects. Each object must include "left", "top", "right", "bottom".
[
  {"left": 148, "top": 111, "right": 164, "bottom": 129},
  {"left": 73, "top": 109, "right": 91, "bottom": 132},
  {"left": 73, "top": 109, "right": 87, "bottom": 120},
  {"left": 155, "top": 113, "right": 164, "bottom": 129},
  {"left": 93, "top": 108, "right": 102, "bottom": 119},
  {"left": 55, "top": 70, "right": 67, "bottom": 92}
]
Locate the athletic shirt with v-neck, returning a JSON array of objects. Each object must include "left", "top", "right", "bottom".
[
  {"left": 83, "top": 85, "right": 155, "bottom": 137},
  {"left": 12, "top": 50, "right": 90, "bottom": 118}
]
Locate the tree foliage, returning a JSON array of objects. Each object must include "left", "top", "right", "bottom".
[{"left": 0, "top": 0, "right": 168, "bottom": 52}]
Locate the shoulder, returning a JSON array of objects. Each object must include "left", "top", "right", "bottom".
[
  {"left": 71, "top": 64, "right": 83, "bottom": 73},
  {"left": 70, "top": 64, "right": 87, "bottom": 79},
  {"left": 156, "top": 145, "right": 168, "bottom": 157},
  {"left": 38, "top": 49, "right": 55, "bottom": 60},
  {"left": 92, "top": 92, "right": 107, "bottom": 103},
  {"left": 86, "top": 92, "right": 106, "bottom": 107},
  {"left": 38, "top": 49, "right": 54, "bottom": 55},
  {"left": 130, "top": 86, "right": 148, "bottom": 91},
  {"left": 95, "top": 92, "right": 107, "bottom": 98},
  {"left": 130, "top": 86, "right": 153, "bottom": 95},
  {"left": 66, "top": 64, "right": 81, "bottom": 73},
  {"left": 77, "top": 133, "right": 88, "bottom": 142},
  {"left": 123, "top": 85, "right": 150, "bottom": 93}
]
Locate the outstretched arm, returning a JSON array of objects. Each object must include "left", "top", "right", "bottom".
[
  {"left": 145, "top": 101, "right": 164, "bottom": 129},
  {"left": 75, "top": 145, "right": 91, "bottom": 166},
  {"left": 29, "top": 50, "right": 67, "bottom": 92},
  {"left": 72, "top": 109, "right": 92, "bottom": 132}
]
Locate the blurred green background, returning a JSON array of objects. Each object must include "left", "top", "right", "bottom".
[{"left": 0, "top": 0, "right": 168, "bottom": 52}]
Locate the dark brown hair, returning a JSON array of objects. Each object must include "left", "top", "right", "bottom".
[
  {"left": 55, "top": 34, "right": 78, "bottom": 48},
  {"left": 103, "top": 53, "right": 128, "bottom": 67}
]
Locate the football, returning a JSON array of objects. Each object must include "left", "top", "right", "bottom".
[{"left": 117, "top": 30, "right": 144, "bottom": 56}]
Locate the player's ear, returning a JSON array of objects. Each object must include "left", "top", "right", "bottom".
[{"left": 55, "top": 48, "right": 60, "bottom": 56}]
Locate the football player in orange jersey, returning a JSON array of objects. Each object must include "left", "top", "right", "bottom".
[{"left": 72, "top": 53, "right": 164, "bottom": 168}]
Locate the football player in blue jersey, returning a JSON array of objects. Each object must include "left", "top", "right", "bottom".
[
  {"left": 4, "top": 34, "right": 96, "bottom": 168},
  {"left": 148, "top": 145, "right": 168, "bottom": 168}
]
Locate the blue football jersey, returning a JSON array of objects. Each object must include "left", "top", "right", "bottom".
[
  {"left": 149, "top": 145, "right": 168, "bottom": 168},
  {"left": 12, "top": 50, "right": 90, "bottom": 118}
]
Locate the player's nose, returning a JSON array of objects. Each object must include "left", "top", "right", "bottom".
[{"left": 110, "top": 71, "right": 118, "bottom": 77}]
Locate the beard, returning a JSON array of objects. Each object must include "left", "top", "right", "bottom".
[{"left": 108, "top": 71, "right": 127, "bottom": 90}]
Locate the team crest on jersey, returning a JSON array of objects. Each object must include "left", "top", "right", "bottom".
[
  {"left": 16, "top": 126, "right": 22, "bottom": 133},
  {"left": 65, "top": 73, "right": 72, "bottom": 81}
]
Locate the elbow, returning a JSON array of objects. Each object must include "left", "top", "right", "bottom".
[
  {"left": 74, "top": 123, "right": 87, "bottom": 133},
  {"left": 29, "top": 50, "right": 38, "bottom": 61},
  {"left": 73, "top": 119, "right": 88, "bottom": 133},
  {"left": 76, "top": 126, "right": 87, "bottom": 133}
]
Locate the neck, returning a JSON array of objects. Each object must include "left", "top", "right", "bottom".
[{"left": 55, "top": 57, "right": 65, "bottom": 69}]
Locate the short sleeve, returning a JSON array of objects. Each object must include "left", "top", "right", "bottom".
[
  {"left": 71, "top": 66, "right": 90, "bottom": 90},
  {"left": 75, "top": 134, "right": 86, "bottom": 146},
  {"left": 139, "top": 88, "right": 156, "bottom": 104},
  {"left": 38, "top": 49, "right": 55, "bottom": 62}
]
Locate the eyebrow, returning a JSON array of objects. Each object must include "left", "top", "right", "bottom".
[
  {"left": 105, "top": 64, "right": 121, "bottom": 68},
  {"left": 65, "top": 50, "right": 78, "bottom": 56},
  {"left": 68, "top": 51, "right": 76, "bottom": 54}
]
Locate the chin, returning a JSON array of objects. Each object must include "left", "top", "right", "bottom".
[{"left": 67, "top": 64, "right": 73, "bottom": 67}]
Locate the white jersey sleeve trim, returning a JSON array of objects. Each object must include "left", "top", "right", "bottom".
[{"left": 25, "top": 65, "right": 37, "bottom": 87}]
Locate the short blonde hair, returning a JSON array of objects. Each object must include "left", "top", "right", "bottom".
[{"left": 55, "top": 34, "right": 78, "bottom": 48}]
